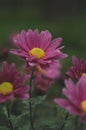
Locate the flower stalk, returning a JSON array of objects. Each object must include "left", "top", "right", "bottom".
[
  {"left": 6, "top": 103, "right": 14, "bottom": 130},
  {"left": 29, "top": 67, "right": 35, "bottom": 130},
  {"left": 60, "top": 112, "right": 69, "bottom": 130}
]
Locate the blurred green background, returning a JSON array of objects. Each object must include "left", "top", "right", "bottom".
[{"left": 0, "top": 0, "right": 86, "bottom": 70}]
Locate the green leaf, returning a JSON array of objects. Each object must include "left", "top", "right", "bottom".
[
  {"left": 11, "top": 100, "right": 29, "bottom": 116},
  {"left": 12, "top": 113, "right": 29, "bottom": 128},
  {"left": 29, "top": 95, "right": 46, "bottom": 107},
  {"left": 35, "top": 117, "right": 58, "bottom": 129},
  {"left": 18, "top": 125, "right": 29, "bottom": 130},
  {"left": 0, "top": 104, "right": 8, "bottom": 127}
]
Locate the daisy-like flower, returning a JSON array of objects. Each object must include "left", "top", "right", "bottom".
[
  {"left": 34, "top": 73, "right": 53, "bottom": 94},
  {"left": 54, "top": 76, "right": 86, "bottom": 123},
  {"left": 66, "top": 56, "right": 86, "bottom": 80},
  {"left": 0, "top": 61, "right": 29, "bottom": 103},
  {"left": 10, "top": 29, "right": 67, "bottom": 67},
  {"left": 37, "top": 60, "right": 62, "bottom": 79},
  {"left": 25, "top": 60, "right": 61, "bottom": 79}
]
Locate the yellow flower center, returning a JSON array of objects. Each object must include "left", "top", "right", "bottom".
[
  {"left": 82, "top": 73, "right": 86, "bottom": 76},
  {"left": 0, "top": 82, "right": 13, "bottom": 95},
  {"left": 81, "top": 100, "right": 86, "bottom": 112},
  {"left": 29, "top": 48, "right": 45, "bottom": 60}
]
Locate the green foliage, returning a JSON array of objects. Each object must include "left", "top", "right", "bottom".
[
  {"left": 11, "top": 100, "right": 29, "bottom": 116},
  {"left": 0, "top": 93, "right": 85, "bottom": 130},
  {"left": 18, "top": 125, "right": 29, "bottom": 130},
  {"left": 0, "top": 104, "right": 8, "bottom": 128},
  {"left": 0, "top": 126, "right": 9, "bottom": 130},
  {"left": 34, "top": 118, "right": 58, "bottom": 130},
  {"left": 11, "top": 113, "right": 29, "bottom": 128},
  {"left": 29, "top": 95, "right": 46, "bottom": 107},
  {"left": 10, "top": 100, "right": 29, "bottom": 129}
]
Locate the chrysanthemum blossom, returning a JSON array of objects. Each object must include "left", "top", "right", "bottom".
[
  {"left": 0, "top": 61, "right": 30, "bottom": 103},
  {"left": 24, "top": 65, "right": 54, "bottom": 93},
  {"left": 25, "top": 60, "right": 61, "bottom": 79},
  {"left": 10, "top": 29, "right": 67, "bottom": 67},
  {"left": 54, "top": 76, "right": 86, "bottom": 123},
  {"left": 66, "top": 56, "right": 86, "bottom": 80},
  {"left": 40, "top": 60, "right": 61, "bottom": 79},
  {"left": 33, "top": 72, "right": 53, "bottom": 94}
]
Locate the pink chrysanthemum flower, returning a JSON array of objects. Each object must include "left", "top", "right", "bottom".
[
  {"left": 0, "top": 61, "right": 29, "bottom": 103},
  {"left": 37, "top": 60, "right": 62, "bottom": 79},
  {"left": 66, "top": 56, "right": 86, "bottom": 80},
  {"left": 10, "top": 29, "right": 67, "bottom": 67},
  {"left": 54, "top": 76, "right": 86, "bottom": 123},
  {"left": 25, "top": 60, "right": 61, "bottom": 79},
  {"left": 34, "top": 73, "right": 53, "bottom": 94}
]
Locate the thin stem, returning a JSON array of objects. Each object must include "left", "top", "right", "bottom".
[
  {"left": 29, "top": 67, "right": 35, "bottom": 130},
  {"left": 6, "top": 103, "right": 14, "bottom": 130},
  {"left": 79, "top": 121, "right": 84, "bottom": 130},
  {"left": 74, "top": 116, "right": 80, "bottom": 130},
  {"left": 59, "top": 112, "right": 69, "bottom": 130}
]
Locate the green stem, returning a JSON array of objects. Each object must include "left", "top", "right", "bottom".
[
  {"left": 6, "top": 103, "right": 14, "bottom": 130},
  {"left": 79, "top": 121, "right": 84, "bottom": 130},
  {"left": 29, "top": 67, "right": 35, "bottom": 130},
  {"left": 60, "top": 112, "right": 69, "bottom": 130}
]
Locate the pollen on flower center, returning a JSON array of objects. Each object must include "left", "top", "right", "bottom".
[
  {"left": 0, "top": 82, "right": 13, "bottom": 95},
  {"left": 82, "top": 73, "right": 86, "bottom": 76},
  {"left": 81, "top": 100, "right": 86, "bottom": 112},
  {"left": 29, "top": 48, "right": 45, "bottom": 59}
]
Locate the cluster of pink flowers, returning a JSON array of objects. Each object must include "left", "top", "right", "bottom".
[
  {"left": 1, "top": 29, "right": 86, "bottom": 124},
  {"left": 55, "top": 56, "right": 86, "bottom": 123},
  {"left": 10, "top": 29, "right": 67, "bottom": 93},
  {"left": 0, "top": 29, "right": 67, "bottom": 103}
]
